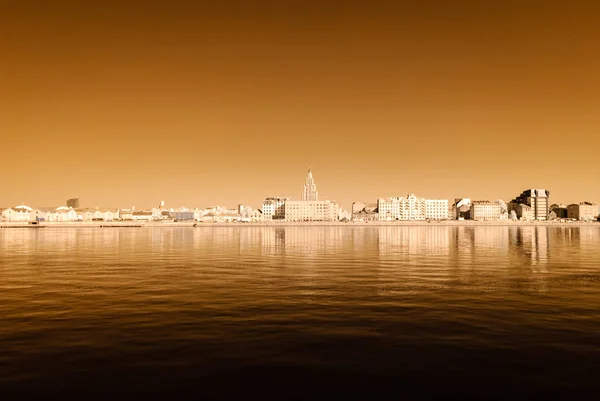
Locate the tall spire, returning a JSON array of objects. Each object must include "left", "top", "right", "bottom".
[{"left": 302, "top": 167, "right": 318, "bottom": 201}]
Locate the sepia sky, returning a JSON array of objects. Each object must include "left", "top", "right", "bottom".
[{"left": 1, "top": 1, "right": 599, "bottom": 209}]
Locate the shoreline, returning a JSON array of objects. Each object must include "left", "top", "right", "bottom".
[{"left": 1, "top": 220, "right": 599, "bottom": 228}]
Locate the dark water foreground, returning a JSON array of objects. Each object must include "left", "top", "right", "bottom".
[{"left": 1, "top": 226, "right": 599, "bottom": 400}]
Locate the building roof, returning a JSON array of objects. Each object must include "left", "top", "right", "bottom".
[{"left": 132, "top": 211, "right": 153, "bottom": 216}]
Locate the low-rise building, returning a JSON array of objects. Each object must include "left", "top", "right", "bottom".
[
  {"left": 567, "top": 202, "right": 598, "bottom": 221},
  {"left": 262, "top": 197, "right": 288, "bottom": 220},
  {"left": 550, "top": 204, "right": 568, "bottom": 219},
  {"left": 351, "top": 202, "right": 378, "bottom": 221},
  {"left": 378, "top": 195, "right": 448, "bottom": 221},
  {"left": 517, "top": 204, "right": 534, "bottom": 221},
  {"left": 425, "top": 199, "right": 449, "bottom": 220},
  {"left": 250, "top": 209, "right": 263, "bottom": 222},
  {"left": 453, "top": 198, "right": 471, "bottom": 220},
  {"left": 52, "top": 206, "right": 78, "bottom": 221},
  {"left": 131, "top": 211, "right": 154, "bottom": 221},
  {"left": 171, "top": 210, "right": 195, "bottom": 221},
  {"left": 470, "top": 201, "right": 502, "bottom": 221},
  {"left": 284, "top": 200, "right": 340, "bottom": 222}
]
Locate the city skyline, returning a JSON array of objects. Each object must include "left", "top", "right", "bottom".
[
  {"left": 1, "top": 173, "right": 598, "bottom": 213},
  {"left": 2, "top": 1, "right": 600, "bottom": 209},
  {"left": 0, "top": 165, "right": 598, "bottom": 210}
]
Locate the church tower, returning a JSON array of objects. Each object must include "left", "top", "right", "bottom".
[{"left": 302, "top": 168, "right": 318, "bottom": 201}]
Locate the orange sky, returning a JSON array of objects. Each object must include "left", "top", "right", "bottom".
[{"left": 1, "top": 1, "right": 599, "bottom": 209}]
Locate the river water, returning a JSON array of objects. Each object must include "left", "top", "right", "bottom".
[{"left": 1, "top": 226, "right": 599, "bottom": 400}]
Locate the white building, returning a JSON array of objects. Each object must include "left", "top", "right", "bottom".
[
  {"left": 2, "top": 205, "right": 34, "bottom": 221},
  {"left": 131, "top": 211, "right": 154, "bottom": 221},
  {"left": 425, "top": 199, "right": 449, "bottom": 220},
  {"left": 567, "top": 202, "right": 599, "bottom": 221},
  {"left": 45, "top": 206, "right": 78, "bottom": 222},
  {"left": 302, "top": 168, "right": 318, "bottom": 201},
  {"left": 250, "top": 209, "right": 263, "bottom": 222},
  {"left": 262, "top": 197, "right": 288, "bottom": 220},
  {"left": 378, "top": 195, "right": 448, "bottom": 221},
  {"left": 470, "top": 201, "right": 502, "bottom": 221},
  {"left": 118, "top": 209, "right": 132, "bottom": 220},
  {"left": 284, "top": 200, "right": 340, "bottom": 222}
]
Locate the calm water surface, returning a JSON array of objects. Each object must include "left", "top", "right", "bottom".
[{"left": 1, "top": 226, "right": 600, "bottom": 400}]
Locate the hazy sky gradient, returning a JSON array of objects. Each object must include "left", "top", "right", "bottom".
[{"left": 2, "top": 1, "right": 599, "bottom": 209}]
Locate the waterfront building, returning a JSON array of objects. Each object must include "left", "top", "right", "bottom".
[
  {"left": 1, "top": 205, "right": 33, "bottom": 221},
  {"left": 119, "top": 209, "right": 134, "bottom": 220},
  {"left": 67, "top": 197, "right": 79, "bottom": 209},
  {"left": 378, "top": 195, "right": 424, "bottom": 220},
  {"left": 201, "top": 211, "right": 242, "bottom": 223},
  {"left": 101, "top": 209, "right": 118, "bottom": 221},
  {"left": 262, "top": 197, "right": 288, "bottom": 220},
  {"left": 378, "top": 195, "right": 448, "bottom": 221},
  {"left": 351, "top": 202, "right": 378, "bottom": 221},
  {"left": 131, "top": 210, "right": 154, "bottom": 221},
  {"left": 83, "top": 209, "right": 95, "bottom": 221},
  {"left": 508, "top": 189, "right": 550, "bottom": 221},
  {"left": 35, "top": 208, "right": 56, "bottom": 222},
  {"left": 338, "top": 208, "right": 351, "bottom": 221},
  {"left": 250, "top": 209, "right": 263, "bottom": 222},
  {"left": 195, "top": 206, "right": 242, "bottom": 223},
  {"left": 284, "top": 200, "right": 340, "bottom": 222},
  {"left": 567, "top": 202, "right": 599, "bottom": 221},
  {"left": 550, "top": 204, "right": 568, "bottom": 219},
  {"left": 470, "top": 201, "right": 502, "bottom": 221},
  {"left": 171, "top": 210, "right": 195, "bottom": 221},
  {"left": 302, "top": 168, "right": 318, "bottom": 201},
  {"left": 517, "top": 204, "right": 534, "bottom": 221},
  {"left": 53, "top": 206, "right": 78, "bottom": 221},
  {"left": 496, "top": 200, "right": 509, "bottom": 220},
  {"left": 453, "top": 198, "right": 471, "bottom": 220},
  {"left": 425, "top": 199, "right": 449, "bottom": 220}
]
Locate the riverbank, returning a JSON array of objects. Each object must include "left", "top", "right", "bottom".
[{"left": 1, "top": 220, "right": 599, "bottom": 228}]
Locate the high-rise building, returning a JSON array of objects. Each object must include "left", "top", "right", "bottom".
[
  {"left": 508, "top": 189, "right": 550, "bottom": 221},
  {"left": 66, "top": 197, "right": 79, "bottom": 209},
  {"left": 302, "top": 168, "right": 318, "bottom": 201}
]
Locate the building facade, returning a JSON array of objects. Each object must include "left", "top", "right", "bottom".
[
  {"left": 508, "top": 189, "right": 550, "bottom": 221},
  {"left": 262, "top": 197, "right": 288, "bottom": 220},
  {"left": 425, "top": 199, "right": 449, "bottom": 220},
  {"left": 567, "top": 202, "right": 598, "bottom": 221},
  {"left": 351, "top": 202, "right": 378, "bottom": 221},
  {"left": 453, "top": 198, "right": 471, "bottom": 220},
  {"left": 550, "top": 204, "right": 568, "bottom": 219},
  {"left": 302, "top": 168, "right": 318, "bottom": 201},
  {"left": 378, "top": 195, "right": 448, "bottom": 221},
  {"left": 470, "top": 201, "right": 502, "bottom": 221},
  {"left": 284, "top": 200, "right": 339, "bottom": 222},
  {"left": 517, "top": 204, "right": 534, "bottom": 221},
  {"left": 67, "top": 197, "right": 80, "bottom": 209}
]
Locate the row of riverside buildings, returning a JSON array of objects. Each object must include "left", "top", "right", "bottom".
[{"left": 2, "top": 171, "right": 599, "bottom": 223}]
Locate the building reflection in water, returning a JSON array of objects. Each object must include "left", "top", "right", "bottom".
[
  {"left": 508, "top": 226, "right": 549, "bottom": 271},
  {"left": 3, "top": 225, "right": 598, "bottom": 279},
  {"left": 378, "top": 226, "right": 450, "bottom": 263}
]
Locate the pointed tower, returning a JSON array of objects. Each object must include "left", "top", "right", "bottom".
[{"left": 302, "top": 167, "right": 318, "bottom": 201}]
